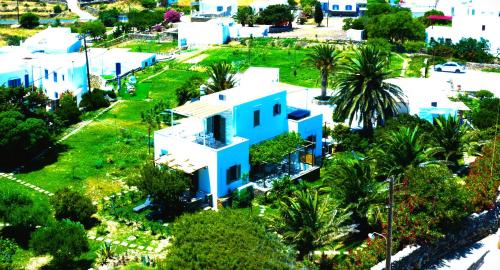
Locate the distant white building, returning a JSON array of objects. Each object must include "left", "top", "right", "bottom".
[
  {"left": 250, "top": 0, "right": 288, "bottom": 12},
  {"left": 20, "top": 27, "right": 82, "bottom": 54},
  {"left": 154, "top": 68, "right": 323, "bottom": 209},
  {"left": 198, "top": 0, "right": 238, "bottom": 16},
  {"left": 399, "top": 0, "right": 500, "bottom": 17},
  {"left": 178, "top": 19, "right": 269, "bottom": 48},
  {"left": 319, "top": 0, "right": 367, "bottom": 16},
  {"left": 87, "top": 48, "right": 156, "bottom": 77}
]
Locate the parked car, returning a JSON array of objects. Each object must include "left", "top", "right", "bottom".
[{"left": 434, "top": 62, "right": 466, "bottom": 73}]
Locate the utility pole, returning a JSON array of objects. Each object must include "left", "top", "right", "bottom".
[
  {"left": 16, "top": 0, "right": 20, "bottom": 24},
  {"left": 83, "top": 34, "right": 92, "bottom": 94},
  {"left": 326, "top": 0, "right": 329, "bottom": 27},
  {"left": 386, "top": 176, "right": 394, "bottom": 270}
]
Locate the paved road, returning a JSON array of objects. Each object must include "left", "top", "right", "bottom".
[
  {"left": 428, "top": 69, "right": 500, "bottom": 96},
  {"left": 427, "top": 228, "right": 500, "bottom": 270},
  {"left": 66, "top": 0, "right": 96, "bottom": 21}
]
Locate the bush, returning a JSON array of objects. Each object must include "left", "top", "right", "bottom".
[
  {"left": 403, "top": 40, "right": 426, "bottom": 53},
  {"left": 232, "top": 185, "right": 254, "bottom": 208},
  {"left": 79, "top": 89, "right": 110, "bottom": 111},
  {"left": 30, "top": 219, "right": 89, "bottom": 266},
  {"left": 0, "top": 189, "right": 52, "bottom": 233},
  {"left": 257, "top": 4, "right": 293, "bottom": 27},
  {"left": 6, "top": 35, "right": 22, "bottom": 46},
  {"left": 98, "top": 7, "right": 120, "bottom": 27},
  {"left": 331, "top": 124, "right": 370, "bottom": 153},
  {"left": 471, "top": 97, "right": 500, "bottom": 129},
  {"left": 80, "top": 20, "right": 106, "bottom": 40},
  {"left": 175, "top": 76, "right": 203, "bottom": 105},
  {"left": 366, "top": 38, "right": 392, "bottom": 54},
  {"left": 50, "top": 188, "right": 97, "bottom": 228},
  {"left": 55, "top": 92, "right": 81, "bottom": 126},
  {"left": 140, "top": 0, "right": 157, "bottom": 8},
  {"left": 53, "top": 5, "right": 62, "bottom": 14},
  {"left": 159, "top": 209, "right": 294, "bottom": 269},
  {"left": 164, "top": 9, "right": 181, "bottom": 23},
  {"left": 0, "top": 237, "right": 17, "bottom": 266},
  {"left": 20, "top": 13, "right": 39, "bottom": 29}
]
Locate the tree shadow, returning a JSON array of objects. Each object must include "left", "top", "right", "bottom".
[
  {"left": 0, "top": 226, "right": 33, "bottom": 249},
  {"left": 17, "top": 144, "right": 70, "bottom": 174}
]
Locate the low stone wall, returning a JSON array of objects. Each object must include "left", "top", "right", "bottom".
[
  {"left": 466, "top": 62, "right": 500, "bottom": 71},
  {"left": 372, "top": 195, "right": 500, "bottom": 270}
]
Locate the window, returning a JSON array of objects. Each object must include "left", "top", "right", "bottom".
[
  {"left": 253, "top": 110, "right": 260, "bottom": 127},
  {"left": 226, "top": 164, "right": 241, "bottom": 184},
  {"left": 219, "top": 94, "right": 226, "bottom": 101},
  {"left": 346, "top": 5, "right": 352, "bottom": 11},
  {"left": 44, "top": 69, "right": 49, "bottom": 79},
  {"left": 332, "top": 5, "right": 339, "bottom": 10},
  {"left": 482, "top": 25, "right": 486, "bottom": 31},
  {"left": 472, "top": 9, "right": 475, "bottom": 15},
  {"left": 217, "top": 6, "right": 223, "bottom": 12},
  {"left": 7, "top": 78, "right": 21, "bottom": 88},
  {"left": 451, "top": 7, "right": 455, "bottom": 16},
  {"left": 273, "top": 103, "right": 281, "bottom": 116},
  {"left": 322, "top": 3, "right": 328, "bottom": 11},
  {"left": 55, "top": 92, "right": 59, "bottom": 99},
  {"left": 53, "top": 72, "right": 57, "bottom": 83},
  {"left": 62, "top": 74, "right": 65, "bottom": 81}
]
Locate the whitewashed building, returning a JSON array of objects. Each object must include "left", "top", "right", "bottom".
[
  {"left": 198, "top": 0, "right": 238, "bottom": 16},
  {"left": 154, "top": 68, "right": 323, "bottom": 209},
  {"left": 250, "top": 0, "right": 288, "bottom": 12},
  {"left": 319, "top": 0, "right": 367, "bottom": 16}
]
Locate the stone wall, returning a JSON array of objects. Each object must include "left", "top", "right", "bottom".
[
  {"left": 466, "top": 62, "right": 500, "bottom": 71},
  {"left": 372, "top": 195, "right": 500, "bottom": 270}
]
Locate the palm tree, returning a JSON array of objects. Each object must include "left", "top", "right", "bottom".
[
  {"left": 306, "top": 44, "right": 340, "bottom": 100},
  {"left": 206, "top": 61, "right": 236, "bottom": 94},
  {"left": 432, "top": 114, "right": 468, "bottom": 166},
  {"left": 379, "top": 127, "right": 440, "bottom": 175},
  {"left": 323, "top": 159, "right": 387, "bottom": 233},
  {"left": 271, "top": 188, "right": 357, "bottom": 260},
  {"left": 332, "top": 46, "right": 405, "bottom": 136}
]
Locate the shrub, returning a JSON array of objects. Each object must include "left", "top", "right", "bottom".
[
  {"left": 331, "top": 124, "right": 370, "bottom": 153},
  {"left": 164, "top": 9, "right": 181, "bottom": 23},
  {"left": 256, "top": 4, "right": 293, "bottom": 27},
  {"left": 20, "top": 13, "right": 39, "bottom": 29},
  {"left": 140, "top": 0, "right": 156, "bottom": 9},
  {"left": 403, "top": 40, "right": 426, "bottom": 53},
  {"left": 232, "top": 185, "right": 254, "bottom": 208},
  {"left": 98, "top": 7, "right": 120, "bottom": 27},
  {"left": 79, "top": 89, "right": 110, "bottom": 111},
  {"left": 0, "top": 237, "right": 17, "bottom": 266},
  {"left": 159, "top": 209, "right": 294, "bottom": 269},
  {"left": 50, "top": 188, "right": 97, "bottom": 228},
  {"left": 55, "top": 92, "right": 81, "bottom": 126},
  {"left": 6, "top": 35, "right": 22, "bottom": 46},
  {"left": 175, "top": 76, "right": 203, "bottom": 105},
  {"left": 53, "top": 5, "right": 62, "bottom": 14}
]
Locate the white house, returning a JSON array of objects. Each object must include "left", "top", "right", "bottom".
[
  {"left": 20, "top": 27, "right": 82, "bottom": 54},
  {"left": 198, "top": 0, "right": 238, "bottom": 16},
  {"left": 178, "top": 19, "right": 269, "bottom": 48},
  {"left": 400, "top": 0, "right": 500, "bottom": 17},
  {"left": 426, "top": 15, "right": 500, "bottom": 55},
  {"left": 87, "top": 48, "right": 157, "bottom": 77},
  {"left": 250, "top": 0, "right": 288, "bottom": 12},
  {"left": 319, "top": 0, "right": 367, "bottom": 16},
  {"left": 154, "top": 69, "right": 323, "bottom": 209}
]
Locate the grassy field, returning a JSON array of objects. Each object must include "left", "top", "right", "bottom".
[
  {"left": 389, "top": 53, "right": 405, "bottom": 77},
  {"left": 0, "top": 26, "right": 42, "bottom": 46},
  {"left": 0, "top": 1, "right": 75, "bottom": 19},
  {"left": 406, "top": 55, "right": 429, "bottom": 78},
  {"left": 115, "top": 40, "right": 178, "bottom": 53}
]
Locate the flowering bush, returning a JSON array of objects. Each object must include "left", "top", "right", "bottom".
[
  {"left": 333, "top": 238, "right": 399, "bottom": 270},
  {"left": 464, "top": 139, "right": 500, "bottom": 213},
  {"left": 164, "top": 9, "right": 181, "bottom": 23}
]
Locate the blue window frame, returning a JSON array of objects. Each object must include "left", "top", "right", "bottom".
[
  {"left": 346, "top": 5, "right": 352, "bottom": 11},
  {"left": 62, "top": 74, "right": 65, "bottom": 81},
  {"left": 471, "top": 9, "right": 475, "bottom": 15},
  {"left": 44, "top": 69, "right": 49, "bottom": 79},
  {"left": 53, "top": 72, "right": 57, "bottom": 82},
  {"left": 332, "top": 5, "right": 339, "bottom": 10},
  {"left": 217, "top": 6, "right": 223, "bottom": 12},
  {"left": 322, "top": 3, "right": 328, "bottom": 11},
  {"left": 55, "top": 92, "right": 59, "bottom": 99},
  {"left": 24, "top": 74, "right": 29, "bottom": 86},
  {"left": 7, "top": 78, "right": 21, "bottom": 87}
]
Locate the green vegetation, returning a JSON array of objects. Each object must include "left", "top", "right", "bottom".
[
  {"left": 250, "top": 132, "right": 304, "bottom": 166},
  {"left": 205, "top": 61, "right": 236, "bottom": 93},
  {"left": 306, "top": 44, "right": 340, "bottom": 99},
  {"left": 51, "top": 188, "right": 97, "bottom": 228},
  {"left": 234, "top": 6, "right": 256, "bottom": 27},
  {"left": 115, "top": 40, "right": 178, "bottom": 53},
  {"left": 20, "top": 12, "right": 40, "bottom": 29},
  {"left": 160, "top": 209, "right": 295, "bottom": 269},
  {"left": 406, "top": 55, "right": 428, "bottom": 78}
]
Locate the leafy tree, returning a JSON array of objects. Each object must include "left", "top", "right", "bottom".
[
  {"left": 20, "top": 13, "right": 39, "bottom": 29},
  {"left": 98, "top": 8, "right": 120, "bottom": 27},
  {"left": 366, "top": 10, "right": 425, "bottom": 44},
  {"left": 55, "top": 92, "right": 81, "bottom": 126},
  {"left": 160, "top": 209, "right": 294, "bottom": 269},
  {"left": 206, "top": 62, "right": 236, "bottom": 94},
  {"left": 432, "top": 115, "right": 468, "bottom": 166},
  {"left": 80, "top": 20, "right": 106, "bottom": 40},
  {"left": 175, "top": 76, "right": 203, "bottom": 105},
  {"left": 271, "top": 187, "right": 357, "bottom": 260},
  {"left": 330, "top": 124, "right": 370, "bottom": 153},
  {"left": 140, "top": 0, "right": 157, "bottom": 9},
  {"left": 417, "top": 9, "right": 450, "bottom": 27},
  {"left": 342, "top": 17, "right": 365, "bottom": 31},
  {"left": 323, "top": 159, "right": 386, "bottom": 232},
  {"left": 257, "top": 4, "right": 294, "bottom": 27},
  {"left": 129, "top": 162, "right": 190, "bottom": 219},
  {"left": 53, "top": 5, "right": 62, "bottom": 14},
  {"left": 471, "top": 96, "right": 500, "bottom": 129},
  {"left": 332, "top": 46, "right": 405, "bottom": 136},
  {"left": 0, "top": 111, "right": 52, "bottom": 167},
  {"left": 50, "top": 188, "right": 97, "bottom": 228},
  {"left": 164, "top": 9, "right": 181, "bottom": 23},
  {"left": 6, "top": 35, "right": 22, "bottom": 46},
  {"left": 453, "top": 38, "right": 493, "bottom": 63},
  {"left": 313, "top": 1, "right": 323, "bottom": 27},
  {"left": 128, "top": 10, "right": 164, "bottom": 31},
  {"left": 30, "top": 219, "right": 89, "bottom": 266},
  {"left": 79, "top": 89, "right": 110, "bottom": 111},
  {"left": 234, "top": 6, "right": 256, "bottom": 27},
  {"left": 306, "top": 44, "right": 339, "bottom": 99},
  {"left": 0, "top": 189, "right": 51, "bottom": 232}
]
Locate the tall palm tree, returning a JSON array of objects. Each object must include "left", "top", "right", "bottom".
[
  {"left": 271, "top": 188, "right": 357, "bottom": 260},
  {"left": 306, "top": 44, "right": 340, "bottom": 99},
  {"left": 323, "top": 159, "right": 387, "bottom": 232},
  {"left": 332, "top": 46, "right": 405, "bottom": 136},
  {"left": 432, "top": 114, "right": 468, "bottom": 166},
  {"left": 206, "top": 61, "right": 236, "bottom": 94}
]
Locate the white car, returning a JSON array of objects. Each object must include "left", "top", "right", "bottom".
[{"left": 434, "top": 62, "right": 466, "bottom": 73}]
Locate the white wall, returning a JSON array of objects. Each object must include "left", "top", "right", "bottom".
[
  {"left": 199, "top": 0, "right": 238, "bottom": 16},
  {"left": 288, "top": 114, "right": 323, "bottom": 156},
  {"left": 233, "top": 91, "right": 288, "bottom": 145},
  {"left": 215, "top": 138, "right": 250, "bottom": 198},
  {"left": 178, "top": 22, "right": 230, "bottom": 47}
]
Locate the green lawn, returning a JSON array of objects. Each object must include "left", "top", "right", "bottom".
[
  {"left": 115, "top": 40, "right": 178, "bottom": 53},
  {"left": 406, "top": 55, "right": 429, "bottom": 78},
  {"left": 389, "top": 53, "right": 405, "bottom": 77},
  {"left": 483, "top": 67, "right": 500, "bottom": 73},
  {"left": 200, "top": 46, "right": 321, "bottom": 88}
]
